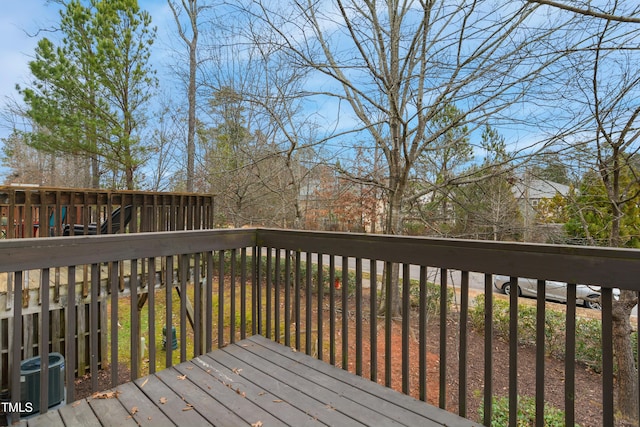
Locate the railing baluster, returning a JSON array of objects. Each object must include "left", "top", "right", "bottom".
[
  {"left": 148, "top": 257, "right": 156, "bottom": 372},
  {"left": 402, "top": 263, "right": 410, "bottom": 394},
  {"left": 355, "top": 258, "right": 362, "bottom": 375},
  {"left": 329, "top": 256, "right": 336, "bottom": 366},
  {"left": 295, "top": 251, "right": 301, "bottom": 351},
  {"left": 65, "top": 267, "right": 76, "bottom": 403},
  {"left": 165, "top": 256, "right": 174, "bottom": 368},
  {"left": 565, "top": 283, "right": 576, "bottom": 427},
  {"left": 535, "top": 279, "right": 546, "bottom": 427},
  {"left": 317, "top": 253, "right": 324, "bottom": 361},
  {"left": 39, "top": 268, "right": 50, "bottom": 414},
  {"left": 439, "top": 268, "right": 447, "bottom": 409},
  {"left": 459, "top": 270, "right": 469, "bottom": 418},
  {"left": 284, "top": 249, "right": 291, "bottom": 347},
  {"left": 205, "top": 251, "right": 213, "bottom": 351},
  {"left": 251, "top": 247, "right": 258, "bottom": 337},
  {"left": 266, "top": 248, "right": 272, "bottom": 340},
  {"left": 240, "top": 249, "right": 247, "bottom": 341},
  {"left": 130, "top": 260, "right": 139, "bottom": 379},
  {"left": 509, "top": 276, "right": 518, "bottom": 427},
  {"left": 230, "top": 249, "right": 237, "bottom": 343},
  {"left": 109, "top": 262, "right": 119, "bottom": 388},
  {"left": 343, "top": 257, "right": 350, "bottom": 371},
  {"left": 305, "top": 252, "right": 312, "bottom": 355},
  {"left": 274, "top": 249, "right": 280, "bottom": 344},
  {"left": 10, "top": 271, "right": 22, "bottom": 425},
  {"left": 370, "top": 259, "right": 377, "bottom": 383},
  {"left": 385, "top": 261, "right": 392, "bottom": 386},
  {"left": 90, "top": 263, "right": 99, "bottom": 392},
  {"left": 483, "top": 273, "right": 493, "bottom": 426},
  {"left": 193, "top": 253, "right": 201, "bottom": 356},
  {"left": 218, "top": 251, "right": 225, "bottom": 348},
  {"left": 180, "top": 254, "right": 188, "bottom": 361},
  {"left": 419, "top": 265, "right": 427, "bottom": 402}
]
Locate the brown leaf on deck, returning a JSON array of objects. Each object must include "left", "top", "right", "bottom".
[
  {"left": 131, "top": 406, "right": 138, "bottom": 415},
  {"left": 251, "top": 421, "right": 263, "bottom": 427},
  {"left": 140, "top": 378, "right": 149, "bottom": 388},
  {"left": 159, "top": 397, "right": 168, "bottom": 404},
  {"left": 177, "top": 374, "right": 187, "bottom": 380},
  {"left": 232, "top": 368, "right": 242, "bottom": 374},
  {"left": 182, "top": 403, "right": 194, "bottom": 411},
  {"left": 92, "top": 390, "right": 121, "bottom": 399}
]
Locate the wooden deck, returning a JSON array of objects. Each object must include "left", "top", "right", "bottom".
[{"left": 18, "top": 335, "right": 479, "bottom": 426}]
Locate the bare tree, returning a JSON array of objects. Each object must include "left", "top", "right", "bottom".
[
  {"left": 552, "top": 3, "right": 640, "bottom": 418},
  {"left": 145, "top": 96, "right": 186, "bottom": 191},
  {"left": 234, "top": 0, "right": 575, "bottom": 315},
  {"left": 168, "top": 0, "right": 206, "bottom": 192}
]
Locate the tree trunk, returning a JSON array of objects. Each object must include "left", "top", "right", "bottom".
[{"left": 612, "top": 290, "right": 639, "bottom": 421}]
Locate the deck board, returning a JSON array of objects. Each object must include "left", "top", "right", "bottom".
[
  {"left": 57, "top": 399, "right": 102, "bottom": 427},
  {"left": 114, "top": 381, "right": 174, "bottom": 426},
  {"left": 20, "top": 335, "right": 481, "bottom": 427},
  {"left": 172, "top": 360, "right": 294, "bottom": 426}
]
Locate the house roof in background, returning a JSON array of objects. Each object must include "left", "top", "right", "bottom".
[{"left": 512, "top": 179, "right": 570, "bottom": 200}]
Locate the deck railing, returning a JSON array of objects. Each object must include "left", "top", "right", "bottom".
[
  {"left": 0, "top": 228, "right": 638, "bottom": 425},
  {"left": 0, "top": 185, "right": 215, "bottom": 238}
]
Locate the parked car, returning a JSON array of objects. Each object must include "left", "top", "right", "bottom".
[{"left": 493, "top": 275, "right": 619, "bottom": 310}]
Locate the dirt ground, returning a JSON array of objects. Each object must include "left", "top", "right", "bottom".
[{"left": 74, "top": 289, "right": 610, "bottom": 427}]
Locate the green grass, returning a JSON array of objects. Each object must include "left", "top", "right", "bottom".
[{"left": 107, "top": 280, "right": 256, "bottom": 376}]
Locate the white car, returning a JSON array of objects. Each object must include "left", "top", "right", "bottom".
[{"left": 493, "top": 275, "right": 619, "bottom": 310}]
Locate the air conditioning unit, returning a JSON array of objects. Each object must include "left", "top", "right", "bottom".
[{"left": 20, "top": 353, "right": 65, "bottom": 416}]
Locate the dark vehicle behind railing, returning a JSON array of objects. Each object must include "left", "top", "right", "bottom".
[{"left": 0, "top": 228, "right": 637, "bottom": 425}]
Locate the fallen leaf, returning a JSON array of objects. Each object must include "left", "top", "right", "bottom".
[
  {"left": 140, "top": 378, "right": 149, "bottom": 388},
  {"left": 72, "top": 401, "right": 82, "bottom": 408},
  {"left": 159, "top": 397, "right": 168, "bottom": 404},
  {"left": 251, "top": 422, "right": 263, "bottom": 427},
  {"left": 177, "top": 374, "right": 187, "bottom": 380},
  {"left": 148, "top": 417, "right": 152, "bottom": 421},
  {"left": 131, "top": 407, "right": 138, "bottom": 415},
  {"left": 92, "top": 390, "right": 121, "bottom": 399},
  {"left": 232, "top": 368, "right": 242, "bottom": 374},
  {"left": 273, "top": 399, "right": 283, "bottom": 403},
  {"left": 182, "top": 403, "right": 194, "bottom": 411},
  {"left": 186, "top": 366, "right": 193, "bottom": 370}
]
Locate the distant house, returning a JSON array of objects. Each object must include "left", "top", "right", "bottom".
[
  {"left": 512, "top": 178, "right": 570, "bottom": 242},
  {"left": 513, "top": 178, "right": 569, "bottom": 213}
]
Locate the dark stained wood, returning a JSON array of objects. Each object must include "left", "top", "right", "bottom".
[
  {"left": 86, "top": 395, "right": 139, "bottom": 426},
  {"left": 114, "top": 382, "right": 174, "bottom": 426},
  {"left": 58, "top": 399, "right": 101, "bottom": 427},
  {"left": 21, "top": 409, "right": 63, "bottom": 427},
  {"left": 20, "top": 335, "right": 480, "bottom": 427}
]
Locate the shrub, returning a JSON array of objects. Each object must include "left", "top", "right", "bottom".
[
  {"left": 408, "top": 279, "right": 454, "bottom": 317},
  {"left": 469, "top": 295, "right": 638, "bottom": 373},
  {"left": 479, "top": 395, "right": 575, "bottom": 427}
]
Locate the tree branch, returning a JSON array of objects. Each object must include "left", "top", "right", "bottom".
[{"left": 528, "top": 0, "right": 640, "bottom": 23}]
